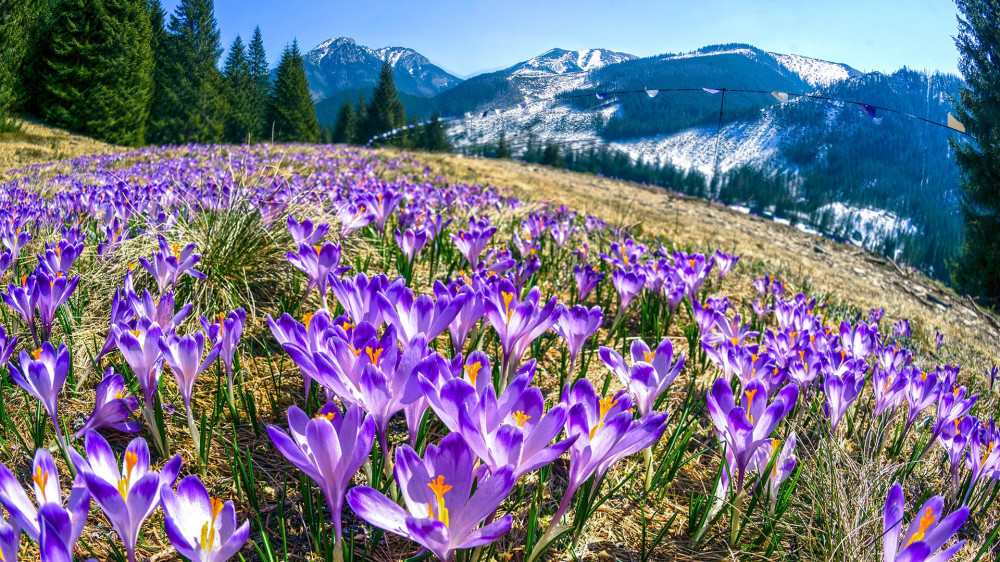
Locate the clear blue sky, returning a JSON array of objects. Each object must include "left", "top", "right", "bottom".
[{"left": 162, "top": 0, "right": 962, "bottom": 77}]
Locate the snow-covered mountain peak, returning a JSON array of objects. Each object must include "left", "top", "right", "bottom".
[
  {"left": 768, "top": 52, "right": 859, "bottom": 87},
  {"left": 508, "top": 48, "right": 637, "bottom": 75}
]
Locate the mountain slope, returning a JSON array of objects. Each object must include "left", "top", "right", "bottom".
[
  {"left": 506, "top": 48, "right": 637, "bottom": 75},
  {"left": 303, "top": 37, "right": 462, "bottom": 100}
]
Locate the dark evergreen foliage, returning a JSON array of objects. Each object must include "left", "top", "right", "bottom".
[
  {"left": 331, "top": 100, "right": 358, "bottom": 144},
  {"left": 362, "top": 62, "right": 407, "bottom": 143},
  {"left": 950, "top": 0, "right": 1000, "bottom": 305},
  {"left": 223, "top": 35, "right": 259, "bottom": 143},
  {"left": 35, "top": 0, "right": 154, "bottom": 145},
  {"left": 156, "top": 0, "right": 227, "bottom": 143},
  {"left": 267, "top": 40, "right": 320, "bottom": 143}
]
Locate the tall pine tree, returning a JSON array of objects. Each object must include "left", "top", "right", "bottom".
[
  {"left": 267, "top": 40, "right": 319, "bottom": 143},
  {"left": 36, "top": 0, "right": 154, "bottom": 145},
  {"left": 418, "top": 112, "right": 451, "bottom": 152},
  {"left": 354, "top": 93, "right": 369, "bottom": 143},
  {"left": 331, "top": 100, "right": 357, "bottom": 144},
  {"left": 223, "top": 35, "right": 257, "bottom": 143},
  {"left": 951, "top": 0, "right": 1000, "bottom": 305},
  {"left": 0, "top": 0, "right": 39, "bottom": 129},
  {"left": 248, "top": 26, "right": 271, "bottom": 140},
  {"left": 157, "top": 0, "right": 226, "bottom": 143},
  {"left": 146, "top": 0, "right": 171, "bottom": 143},
  {"left": 363, "top": 62, "right": 406, "bottom": 144}
]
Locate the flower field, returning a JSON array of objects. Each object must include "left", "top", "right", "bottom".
[{"left": 0, "top": 143, "right": 995, "bottom": 561}]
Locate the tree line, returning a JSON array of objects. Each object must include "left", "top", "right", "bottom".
[
  {"left": 329, "top": 62, "right": 452, "bottom": 152},
  {"left": 0, "top": 0, "right": 319, "bottom": 144}
]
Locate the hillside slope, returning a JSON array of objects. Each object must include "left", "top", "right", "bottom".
[
  {"left": 414, "top": 151, "right": 1000, "bottom": 369},
  {"left": 0, "top": 118, "right": 119, "bottom": 178}
]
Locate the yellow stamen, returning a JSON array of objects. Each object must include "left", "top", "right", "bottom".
[
  {"left": 771, "top": 439, "right": 781, "bottom": 476},
  {"left": 464, "top": 361, "right": 482, "bottom": 386},
  {"left": 590, "top": 395, "right": 619, "bottom": 438},
  {"left": 745, "top": 389, "right": 758, "bottom": 424},
  {"left": 366, "top": 346, "right": 383, "bottom": 365},
  {"left": 302, "top": 312, "right": 313, "bottom": 329},
  {"left": 427, "top": 475, "right": 452, "bottom": 527},
  {"left": 32, "top": 467, "right": 48, "bottom": 502},
  {"left": 512, "top": 410, "right": 531, "bottom": 427},
  {"left": 118, "top": 451, "right": 139, "bottom": 499},
  {"left": 904, "top": 507, "right": 936, "bottom": 547},
  {"left": 502, "top": 291, "right": 515, "bottom": 324}
]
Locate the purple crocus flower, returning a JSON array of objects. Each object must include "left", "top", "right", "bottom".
[
  {"left": 420, "top": 362, "right": 574, "bottom": 480},
  {"left": 161, "top": 475, "right": 250, "bottom": 562},
  {"left": 556, "top": 379, "right": 669, "bottom": 525},
  {"left": 882, "top": 483, "right": 968, "bottom": 562},
  {"left": 128, "top": 289, "right": 191, "bottom": 334},
  {"left": 0, "top": 448, "right": 90, "bottom": 542},
  {"left": 935, "top": 332, "right": 944, "bottom": 349},
  {"left": 334, "top": 200, "right": 377, "bottom": 238},
  {"left": 706, "top": 378, "right": 799, "bottom": 495},
  {"left": 600, "top": 337, "right": 685, "bottom": 415},
  {"left": 75, "top": 368, "right": 141, "bottom": 439},
  {"left": 328, "top": 273, "right": 401, "bottom": 327},
  {"left": 9, "top": 342, "right": 70, "bottom": 444},
  {"left": 159, "top": 332, "right": 221, "bottom": 411},
  {"left": 112, "top": 320, "right": 164, "bottom": 407},
  {"left": 904, "top": 370, "right": 939, "bottom": 434},
  {"left": 93, "top": 288, "right": 134, "bottom": 366},
  {"left": 138, "top": 237, "right": 205, "bottom": 295},
  {"left": 381, "top": 287, "right": 468, "bottom": 345},
  {"left": 200, "top": 308, "right": 246, "bottom": 409},
  {"left": 346, "top": 432, "right": 515, "bottom": 562},
  {"left": 573, "top": 264, "right": 604, "bottom": 303},
  {"left": 286, "top": 242, "right": 344, "bottom": 308},
  {"left": 267, "top": 404, "right": 375, "bottom": 545},
  {"left": 483, "top": 279, "right": 560, "bottom": 382},
  {"left": 395, "top": 226, "right": 429, "bottom": 264},
  {"left": 70, "top": 432, "right": 182, "bottom": 562},
  {"left": 2, "top": 276, "right": 39, "bottom": 343},
  {"left": 893, "top": 318, "right": 912, "bottom": 340},
  {"left": 552, "top": 304, "right": 603, "bottom": 376},
  {"left": 939, "top": 416, "right": 976, "bottom": 490},
  {"left": 450, "top": 216, "right": 497, "bottom": 268},
  {"left": 287, "top": 215, "right": 329, "bottom": 246},
  {"left": 823, "top": 365, "right": 866, "bottom": 434},
  {"left": 714, "top": 250, "right": 739, "bottom": 279},
  {"left": 37, "top": 240, "right": 84, "bottom": 277},
  {"left": 312, "top": 327, "right": 428, "bottom": 454},
  {"left": 0, "top": 516, "right": 16, "bottom": 562},
  {"left": 751, "top": 432, "right": 797, "bottom": 511},
  {"left": 34, "top": 269, "right": 79, "bottom": 340},
  {"left": 611, "top": 268, "right": 646, "bottom": 320},
  {"left": 439, "top": 284, "right": 484, "bottom": 353},
  {"left": 872, "top": 366, "right": 909, "bottom": 417}
]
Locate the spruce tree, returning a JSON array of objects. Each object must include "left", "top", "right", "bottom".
[
  {"left": 0, "top": 0, "right": 39, "bottom": 129},
  {"left": 248, "top": 26, "right": 271, "bottom": 140},
  {"left": 354, "top": 93, "right": 370, "bottom": 144},
  {"left": 146, "top": 0, "right": 171, "bottom": 142},
  {"left": 365, "top": 62, "right": 406, "bottom": 144},
  {"left": 951, "top": 0, "right": 1000, "bottom": 305},
  {"left": 158, "top": 0, "right": 227, "bottom": 143},
  {"left": 331, "top": 100, "right": 357, "bottom": 144},
  {"left": 36, "top": 0, "right": 154, "bottom": 145},
  {"left": 419, "top": 112, "right": 451, "bottom": 152},
  {"left": 496, "top": 131, "right": 511, "bottom": 158},
  {"left": 267, "top": 40, "right": 319, "bottom": 143},
  {"left": 223, "top": 35, "right": 258, "bottom": 143}
]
